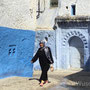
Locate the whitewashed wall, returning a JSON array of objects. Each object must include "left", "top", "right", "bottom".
[
  {"left": 37, "top": 0, "right": 90, "bottom": 30},
  {"left": 0, "top": 0, "right": 36, "bottom": 30}
]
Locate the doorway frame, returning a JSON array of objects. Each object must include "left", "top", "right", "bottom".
[{"left": 56, "top": 28, "right": 89, "bottom": 69}]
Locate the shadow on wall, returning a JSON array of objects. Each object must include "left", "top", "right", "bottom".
[
  {"left": 0, "top": 26, "right": 35, "bottom": 79},
  {"left": 85, "top": 56, "right": 90, "bottom": 71}
]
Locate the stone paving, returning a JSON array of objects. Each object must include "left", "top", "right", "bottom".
[{"left": 0, "top": 69, "right": 90, "bottom": 90}]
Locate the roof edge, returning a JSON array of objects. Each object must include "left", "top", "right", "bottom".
[{"left": 55, "top": 16, "right": 90, "bottom": 22}]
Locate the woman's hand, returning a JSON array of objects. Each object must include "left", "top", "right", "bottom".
[
  {"left": 50, "top": 64, "right": 54, "bottom": 72},
  {"left": 31, "top": 60, "right": 33, "bottom": 63}
]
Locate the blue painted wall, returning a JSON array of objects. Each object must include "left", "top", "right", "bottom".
[
  {"left": 34, "top": 30, "right": 56, "bottom": 70},
  {"left": 0, "top": 27, "right": 35, "bottom": 79}
]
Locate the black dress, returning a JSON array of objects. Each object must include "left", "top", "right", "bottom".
[{"left": 31, "top": 46, "right": 54, "bottom": 81}]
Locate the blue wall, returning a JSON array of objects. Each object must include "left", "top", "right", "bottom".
[
  {"left": 34, "top": 30, "right": 56, "bottom": 70},
  {"left": 0, "top": 27, "right": 35, "bottom": 79}
]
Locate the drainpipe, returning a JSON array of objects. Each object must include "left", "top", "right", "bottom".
[{"left": 36, "top": 0, "right": 45, "bottom": 19}]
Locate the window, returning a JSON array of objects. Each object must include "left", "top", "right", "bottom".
[
  {"left": 8, "top": 45, "right": 17, "bottom": 57},
  {"left": 71, "top": 5, "right": 76, "bottom": 15},
  {"left": 50, "top": 0, "right": 58, "bottom": 8}
]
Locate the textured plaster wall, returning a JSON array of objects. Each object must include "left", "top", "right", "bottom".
[
  {"left": 34, "top": 23, "right": 90, "bottom": 70},
  {"left": 61, "top": 29, "right": 89, "bottom": 68},
  {"left": 36, "top": 0, "right": 59, "bottom": 30},
  {"left": 56, "top": 22, "right": 90, "bottom": 70},
  {"left": 0, "top": 0, "right": 36, "bottom": 30},
  {"left": 85, "top": 23, "right": 90, "bottom": 71},
  {"left": 1, "top": 0, "right": 89, "bottom": 30},
  {"left": 37, "top": 0, "right": 90, "bottom": 30},
  {"left": 0, "top": 27, "right": 35, "bottom": 79},
  {"left": 58, "top": 0, "right": 90, "bottom": 16},
  {"left": 34, "top": 30, "right": 56, "bottom": 70}
]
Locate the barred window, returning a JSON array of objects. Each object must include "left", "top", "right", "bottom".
[{"left": 50, "top": 0, "right": 58, "bottom": 8}]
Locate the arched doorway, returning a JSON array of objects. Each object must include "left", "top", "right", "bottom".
[{"left": 69, "top": 36, "right": 84, "bottom": 68}]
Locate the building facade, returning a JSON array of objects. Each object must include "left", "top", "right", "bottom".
[
  {"left": 55, "top": 16, "right": 90, "bottom": 70},
  {"left": 34, "top": 0, "right": 90, "bottom": 70},
  {"left": 0, "top": 0, "right": 90, "bottom": 78},
  {"left": 0, "top": 0, "right": 36, "bottom": 78}
]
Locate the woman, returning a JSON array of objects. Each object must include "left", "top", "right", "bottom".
[{"left": 31, "top": 40, "right": 54, "bottom": 86}]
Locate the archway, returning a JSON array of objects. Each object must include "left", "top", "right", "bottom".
[
  {"left": 69, "top": 36, "right": 84, "bottom": 68},
  {"left": 62, "top": 31, "right": 88, "bottom": 48},
  {"left": 61, "top": 31, "right": 88, "bottom": 69}
]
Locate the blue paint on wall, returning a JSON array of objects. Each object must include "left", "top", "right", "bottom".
[
  {"left": 34, "top": 30, "right": 56, "bottom": 70},
  {"left": 85, "top": 56, "right": 90, "bottom": 71},
  {"left": 0, "top": 27, "right": 35, "bottom": 79}
]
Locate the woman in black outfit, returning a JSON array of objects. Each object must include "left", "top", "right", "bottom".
[{"left": 31, "top": 41, "right": 54, "bottom": 86}]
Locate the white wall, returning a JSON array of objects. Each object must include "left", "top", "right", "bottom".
[
  {"left": 0, "top": 0, "right": 36, "bottom": 30},
  {"left": 37, "top": 0, "right": 90, "bottom": 30},
  {"left": 58, "top": 0, "right": 90, "bottom": 16},
  {"left": 0, "top": 0, "right": 90, "bottom": 30},
  {"left": 76, "top": 0, "right": 90, "bottom": 16},
  {"left": 36, "top": 0, "right": 59, "bottom": 30}
]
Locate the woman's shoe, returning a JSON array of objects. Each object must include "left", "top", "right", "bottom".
[
  {"left": 44, "top": 80, "right": 48, "bottom": 84},
  {"left": 40, "top": 80, "right": 44, "bottom": 86}
]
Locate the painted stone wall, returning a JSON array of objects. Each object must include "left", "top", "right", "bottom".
[
  {"left": 58, "top": 0, "right": 90, "bottom": 16},
  {"left": 37, "top": 0, "right": 90, "bottom": 30},
  {"left": 0, "top": 27, "right": 35, "bottom": 79},
  {"left": 56, "top": 21, "right": 90, "bottom": 70},
  {"left": 34, "top": 30, "right": 56, "bottom": 70},
  {"left": 85, "top": 22, "right": 90, "bottom": 71},
  {"left": 34, "top": 21, "right": 90, "bottom": 70},
  {"left": 0, "top": 0, "right": 36, "bottom": 30},
  {"left": 36, "top": 0, "right": 59, "bottom": 30}
]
